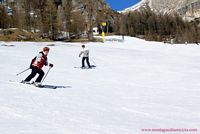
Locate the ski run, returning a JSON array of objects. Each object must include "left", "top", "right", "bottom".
[{"left": 0, "top": 36, "right": 199, "bottom": 134}]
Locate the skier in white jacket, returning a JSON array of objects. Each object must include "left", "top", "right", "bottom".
[{"left": 79, "top": 45, "right": 91, "bottom": 68}]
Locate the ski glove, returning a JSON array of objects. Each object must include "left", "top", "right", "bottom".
[{"left": 49, "top": 63, "right": 54, "bottom": 68}]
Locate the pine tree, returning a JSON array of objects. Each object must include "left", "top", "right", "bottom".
[
  {"left": 62, "top": 0, "right": 72, "bottom": 40},
  {"left": 82, "top": 0, "right": 98, "bottom": 41}
]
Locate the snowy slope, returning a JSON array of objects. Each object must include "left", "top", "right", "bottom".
[
  {"left": 0, "top": 36, "right": 200, "bottom": 134},
  {"left": 119, "top": 1, "right": 144, "bottom": 13},
  {"left": 120, "top": 0, "right": 200, "bottom": 20}
]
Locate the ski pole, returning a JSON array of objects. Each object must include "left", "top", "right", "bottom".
[
  {"left": 16, "top": 68, "right": 30, "bottom": 76},
  {"left": 90, "top": 58, "right": 96, "bottom": 66},
  {"left": 41, "top": 67, "right": 52, "bottom": 83}
]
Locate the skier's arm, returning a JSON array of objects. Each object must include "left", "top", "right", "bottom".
[
  {"left": 79, "top": 51, "right": 83, "bottom": 57},
  {"left": 35, "top": 53, "right": 43, "bottom": 63},
  {"left": 86, "top": 49, "right": 89, "bottom": 57}
]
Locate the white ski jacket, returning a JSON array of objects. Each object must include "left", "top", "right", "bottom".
[{"left": 79, "top": 48, "right": 89, "bottom": 57}]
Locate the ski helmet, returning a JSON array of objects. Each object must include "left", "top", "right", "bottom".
[{"left": 43, "top": 47, "right": 50, "bottom": 52}]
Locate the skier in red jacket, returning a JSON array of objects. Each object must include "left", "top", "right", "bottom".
[{"left": 22, "top": 47, "right": 53, "bottom": 86}]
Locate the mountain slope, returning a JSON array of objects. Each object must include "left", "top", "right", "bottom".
[
  {"left": 122, "top": 0, "right": 200, "bottom": 20},
  {"left": 0, "top": 37, "right": 200, "bottom": 133},
  {"left": 119, "top": 1, "right": 144, "bottom": 13}
]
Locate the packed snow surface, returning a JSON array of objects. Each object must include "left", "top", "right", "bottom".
[{"left": 0, "top": 36, "right": 199, "bottom": 134}]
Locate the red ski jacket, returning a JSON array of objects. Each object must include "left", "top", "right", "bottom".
[{"left": 32, "top": 52, "right": 48, "bottom": 69}]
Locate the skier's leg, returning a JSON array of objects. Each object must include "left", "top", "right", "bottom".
[
  {"left": 35, "top": 69, "right": 44, "bottom": 83},
  {"left": 82, "top": 57, "right": 85, "bottom": 67},
  {"left": 86, "top": 57, "right": 91, "bottom": 68},
  {"left": 24, "top": 67, "right": 37, "bottom": 82}
]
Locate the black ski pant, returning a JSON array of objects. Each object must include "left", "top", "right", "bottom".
[
  {"left": 24, "top": 66, "right": 44, "bottom": 82},
  {"left": 82, "top": 57, "right": 91, "bottom": 68}
]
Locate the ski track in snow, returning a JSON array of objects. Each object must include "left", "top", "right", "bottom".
[{"left": 0, "top": 36, "right": 200, "bottom": 134}]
